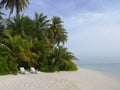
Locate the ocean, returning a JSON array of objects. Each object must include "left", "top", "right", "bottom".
[
  {"left": 75, "top": 61, "right": 120, "bottom": 80},
  {"left": 77, "top": 63, "right": 120, "bottom": 74}
]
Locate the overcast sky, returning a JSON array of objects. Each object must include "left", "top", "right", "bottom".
[{"left": 4, "top": 0, "right": 120, "bottom": 64}]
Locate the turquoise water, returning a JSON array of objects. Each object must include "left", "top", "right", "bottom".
[
  {"left": 76, "top": 62, "right": 120, "bottom": 80},
  {"left": 75, "top": 62, "right": 120, "bottom": 74}
]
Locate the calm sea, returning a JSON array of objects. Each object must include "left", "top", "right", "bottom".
[
  {"left": 78, "top": 64, "right": 120, "bottom": 73},
  {"left": 75, "top": 62, "right": 120, "bottom": 80}
]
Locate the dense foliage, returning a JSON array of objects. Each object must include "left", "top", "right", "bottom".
[
  {"left": 0, "top": 47, "right": 18, "bottom": 75},
  {"left": 0, "top": 0, "right": 78, "bottom": 75}
]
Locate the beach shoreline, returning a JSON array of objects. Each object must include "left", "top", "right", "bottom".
[{"left": 0, "top": 68, "right": 120, "bottom": 90}]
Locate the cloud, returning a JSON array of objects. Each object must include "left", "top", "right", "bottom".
[
  {"left": 24, "top": 0, "right": 106, "bottom": 18},
  {"left": 63, "top": 10, "right": 120, "bottom": 63},
  {"left": 64, "top": 11, "right": 120, "bottom": 32}
]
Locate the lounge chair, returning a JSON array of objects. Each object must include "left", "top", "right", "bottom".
[
  {"left": 30, "top": 67, "right": 37, "bottom": 74},
  {"left": 20, "top": 67, "right": 26, "bottom": 74}
]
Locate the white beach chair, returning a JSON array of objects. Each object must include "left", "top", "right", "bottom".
[
  {"left": 20, "top": 67, "right": 26, "bottom": 74},
  {"left": 30, "top": 67, "right": 37, "bottom": 74}
]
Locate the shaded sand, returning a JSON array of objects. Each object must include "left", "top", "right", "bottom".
[{"left": 0, "top": 68, "right": 120, "bottom": 90}]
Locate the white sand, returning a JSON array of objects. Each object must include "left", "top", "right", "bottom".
[{"left": 0, "top": 68, "right": 120, "bottom": 90}]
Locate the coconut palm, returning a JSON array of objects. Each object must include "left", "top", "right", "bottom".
[
  {"left": 20, "top": 16, "right": 34, "bottom": 36},
  {"left": 34, "top": 12, "right": 50, "bottom": 31},
  {"left": 51, "top": 46, "right": 77, "bottom": 71},
  {"left": 0, "top": 5, "right": 5, "bottom": 31},
  {"left": 0, "top": 0, "right": 29, "bottom": 18},
  {"left": 6, "top": 15, "right": 34, "bottom": 37},
  {"left": 1, "top": 30, "right": 35, "bottom": 63},
  {"left": 34, "top": 12, "right": 50, "bottom": 45},
  {"left": 0, "top": 5, "right": 3, "bottom": 20},
  {"left": 48, "top": 16, "right": 68, "bottom": 46},
  {"left": 6, "top": 15, "right": 24, "bottom": 35},
  {"left": 0, "top": 42, "right": 12, "bottom": 53}
]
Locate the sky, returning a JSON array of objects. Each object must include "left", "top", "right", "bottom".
[{"left": 2, "top": 0, "right": 120, "bottom": 64}]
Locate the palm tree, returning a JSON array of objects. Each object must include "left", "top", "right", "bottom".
[
  {"left": 20, "top": 16, "right": 34, "bottom": 36},
  {"left": 0, "top": 5, "right": 3, "bottom": 20},
  {"left": 6, "top": 15, "right": 24, "bottom": 35},
  {"left": 34, "top": 12, "right": 50, "bottom": 45},
  {"left": 6, "top": 15, "right": 34, "bottom": 37},
  {"left": 0, "top": 42, "right": 12, "bottom": 53},
  {"left": 48, "top": 16, "right": 68, "bottom": 46},
  {"left": 0, "top": 0, "right": 29, "bottom": 18},
  {"left": 51, "top": 46, "right": 77, "bottom": 71},
  {"left": 1, "top": 30, "right": 34, "bottom": 63},
  {"left": 0, "top": 4, "right": 5, "bottom": 31}
]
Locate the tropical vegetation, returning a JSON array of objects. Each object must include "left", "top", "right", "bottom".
[{"left": 0, "top": 0, "right": 78, "bottom": 75}]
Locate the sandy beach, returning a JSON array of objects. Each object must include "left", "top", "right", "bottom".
[{"left": 0, "top": 68, "right": 120, "bottom": 90}]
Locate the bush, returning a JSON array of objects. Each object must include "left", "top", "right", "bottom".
[
  {"left": 38, "top": 57, "right": 78, "bottom": 72},
  {"left": 8, "top": 60, "right": 18, "bottom": 75},
  {"left": 59, "top": 61, "right": 78, "bottom": 71},
  {"left": 0, "top": 50, "right": 18, "bottom": 75},
  {"left": 0, "top": 56, "right": 9, "bottom": 75},
  {"left": 39, "top": 58, "right": 51, "bottom": 72}
]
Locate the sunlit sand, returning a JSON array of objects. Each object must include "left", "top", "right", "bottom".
[{"left": 0, "top": 68, "right": 119, "bottom": 90}]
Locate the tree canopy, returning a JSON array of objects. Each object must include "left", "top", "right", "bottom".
[{"left": 0, "top": 0, "right": 78, "bottom": 75}]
